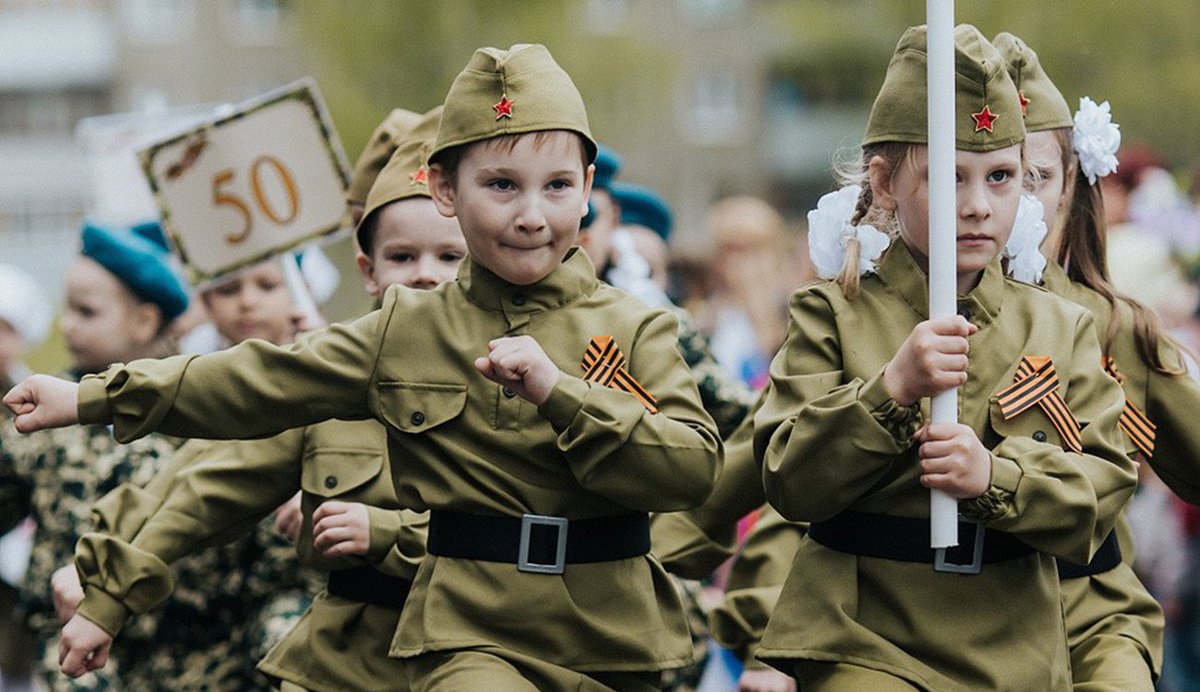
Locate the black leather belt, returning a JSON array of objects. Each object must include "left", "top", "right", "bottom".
[
  {"left": 326, "top": 565, "right": 412, "bottom": 608},
  {"left": 1057, "top": 530, "right": 1121, "bottom": 579},
  {"left": 426, "top": 510, "right": 650, "bottom": 575},
  {"left": 808, "top": 510, "right": 1036, "bottom": 575}
]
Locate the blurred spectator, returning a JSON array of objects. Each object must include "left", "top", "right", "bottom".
[
  {"left": 699, "top": 196, "right": 793, "bottom": 389},
  {"left": 608, "top": 182, "right": 675, "bottom": 309},
  {"left": 1101, "top": 146, "right": 1197, "bottom": 327}
]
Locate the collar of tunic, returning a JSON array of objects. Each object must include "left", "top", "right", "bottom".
[
  {"left": 1039, "top": 259, "right": 1071, "bottom": 295},
  {"left": 457, "top": 247, "right": 600, "bottom": 314},
  {"left": 874, "top": 241, "right": 1004, "bottom": 330}
]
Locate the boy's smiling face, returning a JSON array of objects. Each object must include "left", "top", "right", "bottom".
[{"left": 430, "top": 131, "right": 594, "bottom": 285}]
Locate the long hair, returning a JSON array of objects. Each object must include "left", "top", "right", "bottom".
[{"left": 1049, "top": 128, "right": 1185, "bottom": 374}]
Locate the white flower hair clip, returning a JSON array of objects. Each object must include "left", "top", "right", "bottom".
[
  {"left": 808, "top": 185, "right": 891, "bottom": 279},
  {"left": 1072, "top": 97, "right": 1121, "bottom": 185},
  {"left": 1004, "top": 194, "right": 1048, "bottom": 284}
]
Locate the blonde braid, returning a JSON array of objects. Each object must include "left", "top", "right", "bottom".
[{"left": 835, "top": 185, "right": 874, "bottom": 300}]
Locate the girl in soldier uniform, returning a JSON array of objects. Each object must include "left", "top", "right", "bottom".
[
  {"left": 996, "top": 31, "right": 1200, "bottom": 691},
  {"left": 752, "top": 25, "right": 1135, "bottom": 689}
]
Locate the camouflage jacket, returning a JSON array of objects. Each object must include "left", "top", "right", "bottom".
[
  {"left": 2, "top": 410, "right": 316, "bottom": 690},
  {"left": 673, "top": 307, "right": 756, "bottom": 438}
]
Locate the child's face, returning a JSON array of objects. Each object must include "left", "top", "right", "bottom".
[
  {"left": 430, "top": 132, "right": 594, "bottom": 285},
  {"left": 61, "top": 257, "right": 160, "bottom": 373},
  {"left": 357, "top": 198, "right": 467, "bottom": 297},
  {"left": 874, "top": 144, "right": 1023, "bottom": 291},
  {"left": 201, "top": 260, "right": 296, "bottom": 346},
  {"left": 1025, "top": 129, "right": 1068, "bottom": 232}
]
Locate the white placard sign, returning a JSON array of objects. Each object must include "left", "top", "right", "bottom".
[{"left": 140, "top": 79, "right": 350, "bottom": 286}]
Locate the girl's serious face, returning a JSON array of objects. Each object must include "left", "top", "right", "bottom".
[
  {"left": 430, "top": 132, "right": 594, "bottom": 286},
  {"left": 873, "top": 144, "right": 1023, "bottom": 293},
  {"left": 1025, "top": 129, "right": 1068, "bottom": 233}
]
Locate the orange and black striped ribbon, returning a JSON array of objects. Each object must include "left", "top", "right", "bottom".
[
  {"left": 996, "top": 356, "right": 1083, "bottom": 453},
  {"left": 581, "top": 336, "right": 658, "bottom": 414},
  {"left": 1103, "top": 356, "right": 1156, "bottom": 458}
]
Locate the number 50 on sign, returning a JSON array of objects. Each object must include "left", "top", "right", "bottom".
[{"left": 140, "top": 79, "right": 351, "bottom": 286}]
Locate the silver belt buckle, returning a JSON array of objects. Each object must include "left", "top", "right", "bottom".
[
  {"left": 518, "top": 514, "right": 568, "bottom": 575},
  {"left": 934, "top": 520, "right": 985, "bottom": 575}
]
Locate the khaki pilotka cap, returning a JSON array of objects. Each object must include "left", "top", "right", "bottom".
[
  {"left": 429, "top": 44, "right": 598, "bottom": 165},
  {"left": 346, "top": 109, "right": 425, "bottom": 206},
  {"left": 356, "top": 106, "right": 444, "bottom": 250},
  {"left": 992, "top": 32, "right": 1074, "bottom": 133},
  {"left": 864, "top": 24, "right": 1025, "bottom": 152}
]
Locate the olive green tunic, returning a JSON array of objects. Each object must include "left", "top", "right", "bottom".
[
  {"left": 1040, "top": 260, "right": 1200, "bottom": 685},
  {"left": 650, "top": 413, "right": 763, "bottom": 579},
  {"left": 708, "top": 505, "right": 803, "bottom": 671},
  {"left": 75, "top": 419, "right": 424, "bottom": 692},
  {"left": 74, "top": 248, "right": 722, "bottom": 674},
  {"left": 754, "top": 243, "right": 1135, "bottom": 690}
]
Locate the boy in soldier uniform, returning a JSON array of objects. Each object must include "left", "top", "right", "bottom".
[{"left": 9, "top": 44, "right": 722, "bottom": 691}]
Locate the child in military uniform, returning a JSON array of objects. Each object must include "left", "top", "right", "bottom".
[
  {"left": 0, "top": 221, "right": 292, "bottom": 690},
  {"left": 752, "top": 25, "right": 1134, "bottom": 689},
  {"left": 55, "top": 106, "right": 457, "bottom": 692},
  {"left": 345, "top": 108, "right": 426, "bottom": 228},
  {"left": 709, "top": 505, "right": 801, "bottom": 692},
  {"left": 997, "top": 32, "right": 1200, "bottom": 690},
  {"left": 8, "top": 44, "right": 721, "bottom": 691}
]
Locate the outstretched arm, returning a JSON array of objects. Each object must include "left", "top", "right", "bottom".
[{"left": 10, "top": 307, "right": 387, "bottom": 443}]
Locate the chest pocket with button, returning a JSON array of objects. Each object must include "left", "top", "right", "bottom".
[
  {"left": 987, "top": 397, "right": 1064, "bottom": 450},
  {"left": 301, "top": 448, "right": 387, "bottom": 500},
  {"left": 376, "top": 381, "right": 468, "bottom": 435}
]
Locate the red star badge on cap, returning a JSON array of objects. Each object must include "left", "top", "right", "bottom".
[
  {"left": 1018, "top": 90, "right": 1030, "bottom": 116},
  {"left": 972, "top": 105, "right": 998, "bottom": 133},
  {"left": 410, "top": 166, "right": 428, "bottom": 185},
  {"left": 493, "top": 95, "right": 514, "bottom": 120}
]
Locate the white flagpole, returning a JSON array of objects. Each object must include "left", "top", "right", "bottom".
[{"left": 927, "top": 0, "right": 960, "bottom": 549}]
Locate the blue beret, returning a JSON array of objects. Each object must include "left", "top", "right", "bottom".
[
  {"left": 81, "top": 221, "right": 189, "bottom": 321},
  {"left": 129, "top": 220, "right": 172, "bottom": 252},
  {"left": 581, "top": 145, "right": 623, "bottom": 230},
  {"left": 611, "top": 182, "right": 673, "bottom": 241}
]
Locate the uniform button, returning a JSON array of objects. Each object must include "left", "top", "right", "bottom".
[
  {"left": 503, "top": 386, "right": 516, "bottom": 398},
  {"left": 411, "top": 411, "right": 426, "bottom": 425},
  {"left": 324, "top": 475, "right": 337, "bottom": 489},
  {"left": 957, "top": 306, "right": 973, "bottom": 321},
  {"left": 1033, "top": 430, "right": 1047, "bottom": 442},
  {"left": 512, "top": 294, "right": 528, "bottom": 306}
]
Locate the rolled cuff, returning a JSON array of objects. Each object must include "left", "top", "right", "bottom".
[
  {"left": 537, "top": 374, "right": 590, "bottom": 431},
  {"left": 76, "top": 584, "right": 131, "bottom": 638},
  {"left": 365, "top": 505, "right": 404, "bottom": 563},
  {"left": 859, "top": 368, "right": 923, "bottom": 444},
  {"left": 77, "top": 375, "right": 113, "bottom": 425},
  {"left": 960, "top": 453, "right": 1020, "bottom": 522}
]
